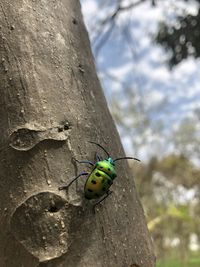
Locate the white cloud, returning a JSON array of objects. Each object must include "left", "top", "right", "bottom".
[
  {"left": 81, "top": 0, "right": 98, "bottom": 18},
  {"left": 145, "top": 90, "right": 166, "bottom": 106},
  {"left": 108, "top": 63, "right": 133, "bottom": 80}
]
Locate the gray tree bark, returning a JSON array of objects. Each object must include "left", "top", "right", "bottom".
[{"left": 0, "top": 0, "right": 155, "bottom": 266}]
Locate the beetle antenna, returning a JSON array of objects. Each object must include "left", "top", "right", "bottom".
[
  {"left": 89, "top": 141, "right": 110, "bottom": 158},
  {"left": 113, "top": 157, "right": 140, "bottom": 162}
]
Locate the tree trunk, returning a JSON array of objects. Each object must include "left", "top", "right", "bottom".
[{"left": 0, "top": 0, "right": 155, "bottom": 266}]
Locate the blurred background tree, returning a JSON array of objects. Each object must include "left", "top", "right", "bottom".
[
  {"left": 81, "top": 0, "right": 200, "bottom": 266},
  {"left": 156, "top": 0, "right": 200, "bottom": 67}
]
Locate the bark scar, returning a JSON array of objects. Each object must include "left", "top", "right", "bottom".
[
  {"left": 9, "top": 122, "right": 71, "bottom": 151},
  {"left": 10, "top": 192, "right": 71, "bottom": 262}
]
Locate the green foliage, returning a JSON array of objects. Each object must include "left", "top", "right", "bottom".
[
  {"left": 156, "top": 154, "right": 200, "bottom": 188},
  {"left": 167, "top": 205, "right": 191, "bottom": 220},
  {"left": 173, "top": 118, "right": 200, "bottom": 158},
  {"left": 130, "top": 154, "right": 200, "bottom": 262}
]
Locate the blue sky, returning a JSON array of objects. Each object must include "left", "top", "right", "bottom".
[{"left": 81, "top": 0, "right": 200, "bottom": 160}]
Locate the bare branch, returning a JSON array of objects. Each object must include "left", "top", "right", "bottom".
[
  {"left": 119, "top": 0, "right": 146, "bottom": 11},
  {"left": 94, "top": 20, "right": 115, "bottom": 56},
  {"left": 93, "top": 0, "right": 147, "bottom": 56}
]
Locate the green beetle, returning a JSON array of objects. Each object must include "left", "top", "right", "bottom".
[{"left": 59, "top": 141, "right": 140, "bottom": 207}]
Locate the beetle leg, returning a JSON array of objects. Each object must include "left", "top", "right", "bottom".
[
  {"left": 59, "top": 172, "right": 89, "bottom": 190},
  {"left": 93, "top": 190, "right": 113, "bottom": 209},
  {"left": 95, "top": 152, "right": 102, "bottom": 162},
  {"left": 73, "top": 158, "right": 94, "bottom": 166}
]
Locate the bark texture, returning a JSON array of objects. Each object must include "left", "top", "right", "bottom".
[{"left": 0, "top": 0, "right": 155, "bottom": 266}]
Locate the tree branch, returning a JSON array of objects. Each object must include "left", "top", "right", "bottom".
[{"left": 93, "top": 0, "right": 147, "bottom": 55}]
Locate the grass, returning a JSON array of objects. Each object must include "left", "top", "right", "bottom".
[{"left": 156, "top": 252, "right": 200, "bottom": 267}]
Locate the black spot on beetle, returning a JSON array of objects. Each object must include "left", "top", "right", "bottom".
[
  {"left": 91, "top": 180, "right": 97, "bottom": 184},
  {"left": 88, "top": 189, "right": 93, "bottom": 192},
  {"left": 108, "top": 168, "right": 111, "bottom": 171},
  {"left": 95, "top": 172, "right": 101, "bottom": 177}
]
